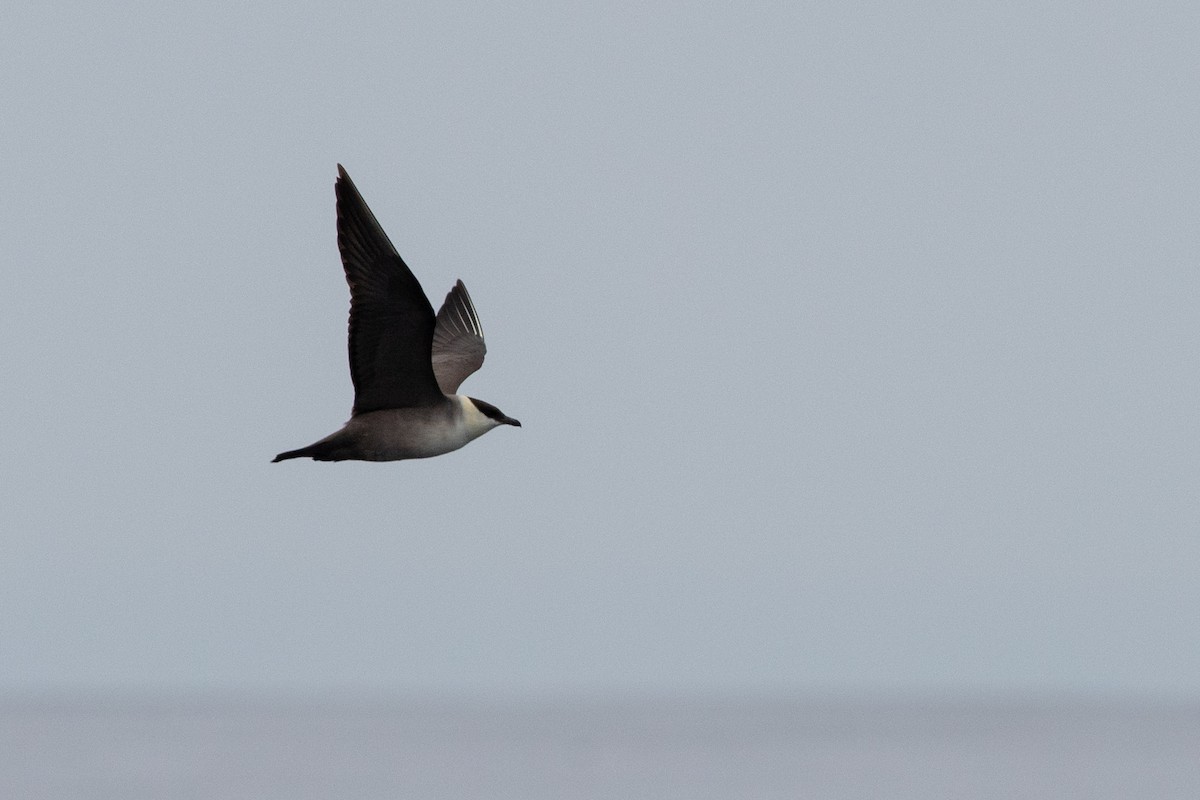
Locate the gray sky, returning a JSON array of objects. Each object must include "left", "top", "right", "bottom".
[{"left": 3, "top": 2, "right": 1198, "bottom": 699}]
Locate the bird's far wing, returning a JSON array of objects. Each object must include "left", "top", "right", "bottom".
[
  {"left": 336, "top": 165, "right": 445, "bottom": 413},
  {"left": 432, "top": 280, "right": 487, "bottom": 394}
]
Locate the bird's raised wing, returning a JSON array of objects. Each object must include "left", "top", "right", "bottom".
[
  {"left": 432, "top": 280, "right": 487, "bottom": 394},
  {"left": 336, "top": 165, "right": 445, "bottom": 413}
]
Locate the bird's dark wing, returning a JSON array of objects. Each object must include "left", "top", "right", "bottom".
[
  {"left": 432, "top": 280, "right": 487, "bottom": 394},
  {"left": 336, "top": 165, "right": 445, "bottom": 413}
]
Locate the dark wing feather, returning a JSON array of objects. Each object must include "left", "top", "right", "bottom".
[
  {"left": 336, "top": 165, "right": 444, "bottom": 413},
  {"left": 432, "top": 280, "right": 487, "bottom": 394}
]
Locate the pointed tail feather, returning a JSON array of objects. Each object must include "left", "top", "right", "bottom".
[{"left": 272, "top": 446, "right": 315, "bottom": 463}]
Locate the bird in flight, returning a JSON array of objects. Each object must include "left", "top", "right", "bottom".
[{"left": 273, "top": 165, "right": 520, "bottom": 462}]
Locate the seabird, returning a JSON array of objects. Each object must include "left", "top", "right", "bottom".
[{"left": 273, "top": 165, "right": 520, "bottom": 463}]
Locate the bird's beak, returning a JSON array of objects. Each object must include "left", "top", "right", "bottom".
[{"left": 503, "top": 416, "right": 521, "bottom": 427}]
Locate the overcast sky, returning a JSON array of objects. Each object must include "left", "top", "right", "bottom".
[{"left": 3, "top": 2, "right": 1198, "bottom": 700}]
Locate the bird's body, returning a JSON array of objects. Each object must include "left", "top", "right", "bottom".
[
  {"left": 274, "top": 397, "right": 506, "bottom": 462},
  {"left": 273, "top": 166, "right": 519, "bottom": 463}
]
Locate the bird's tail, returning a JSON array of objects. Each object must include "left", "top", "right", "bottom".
[{"left": 271, "top": 446, "right": 316, "bottom": 463}]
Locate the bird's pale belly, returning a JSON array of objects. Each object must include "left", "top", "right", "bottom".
[{"left": 339, "top": 406, "right": 476, "bottom": 461}]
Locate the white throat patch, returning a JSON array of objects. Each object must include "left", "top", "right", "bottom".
[{"left": 457, "top": 395, "right": 499, "bottom": 439}]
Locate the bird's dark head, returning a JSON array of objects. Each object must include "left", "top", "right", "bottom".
[{"left": 468, "top": 397, "right": 521, "bottom": 427}]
